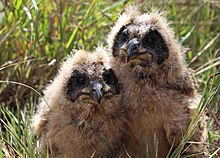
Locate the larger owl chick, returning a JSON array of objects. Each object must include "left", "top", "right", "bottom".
[
  {"left": 107, "top": 6, "right": 208, "bottom": 157},
  {"left": 108, "top": 6, "right": 186, "bottom": 87},
  {"left": 31, "top": 47, "right": 130, "bottom": 158}
]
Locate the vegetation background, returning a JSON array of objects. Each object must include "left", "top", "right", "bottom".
[{"left": 0, "top": 0, "right": 219, "bottom": 157}]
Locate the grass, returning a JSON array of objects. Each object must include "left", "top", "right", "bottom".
[{"left": 0, "top": 0, "right": 220, "bottom": 157}]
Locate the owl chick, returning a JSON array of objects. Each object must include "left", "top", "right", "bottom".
[
  {"left": 107, "top": 7, "right": 208, "bottom": 157},
  {"left": 31, "top": 47, "right": 130, "bottom": 158}
]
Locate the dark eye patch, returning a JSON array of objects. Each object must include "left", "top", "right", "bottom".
[
  {"left": 142, "top": 29, "right": 169, "bottom": 65},
  {"left": 66, "top": 70, "right": 89, "bottom": 101},
  {"left": 120, "top": 28, "right": 129, "bottom": 43},
  {"left": 103, "top": 69, "right": 115, "bottom": 85},
  {"left": 112, "top": 24, "right": 131, "bottom": 57},
  {"left": 142, "top": 29, "right": 163, "bottom": 49},
  {"left": 103, "top": 68, "right": 119, "bottom": 94},
  {"left": 75, "top": 75, "right": 87, "bottom": 86}
]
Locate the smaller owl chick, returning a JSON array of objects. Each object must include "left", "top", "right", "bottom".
[
  {"left": 31, "top": 47, "right": 129, "bottom": 158},
  {"left": 107, "top": 6, "right": 208, "bottom": 158}
]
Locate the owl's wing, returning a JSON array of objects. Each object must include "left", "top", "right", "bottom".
[
  {"left": 163, "top": 68, "right": 198, "bottom": 96},
  {"left": 187, "top": 68, "right": 198, "bottom": 89},
  {"left": 163, "top": 68, "right": 209, "bottom": 156},
  {"left": 31, "top": 99, "right": 51, "bottom": 157},
  {"left": 31, "top": 99, "right": 50, "bottom": 136}
]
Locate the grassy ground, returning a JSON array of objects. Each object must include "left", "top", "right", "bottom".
[{"left": 0, "top": 0, "right": 220, "bottom": 157}]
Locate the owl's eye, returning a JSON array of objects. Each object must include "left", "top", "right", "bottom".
[
  {"left": 75, "top": 76, "right": 86, "bottom": 86},
  {"left": 146, "top": 37, "right": 156, "bottom": 46},
  {"left": 66, "top": 71, "right": 89, "bottom": 102},
  {"left": 142, "top": 30, "right": 162, "bottom": 49},
  {"left": 142, "top": 29, "right": 169, "bottom": 65},
  {"left": 103, "top": 68, "right": 117, "bottom": 85},
  {"left": 70, "top": 70, "right": 88, "bottom": 88}
]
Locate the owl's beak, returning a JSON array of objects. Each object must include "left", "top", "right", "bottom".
[
  {"left": 127, "top": 38, "right": 140, "bottom": 59},
  {"left": 90, "top": 81, "right": 103, "bottom": 104}
]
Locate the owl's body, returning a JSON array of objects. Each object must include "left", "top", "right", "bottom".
[
  {"left": 31, "top": 48, "right": 129, "bottom": 158},
  {"left": 112, "top": 63, "right": 207, "bottom": 157},
  {"left": 108, "top": 7, "right": 208, "bottom": 157}
]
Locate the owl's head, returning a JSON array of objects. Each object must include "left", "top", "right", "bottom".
[
  {"left": 32, "top": 48, "right": 122, "bottom": 136},
  {"left": 48, "top": 47, "right": 120, "bottom": 112},
  {"left": 65, "top": 48, "right": 119, "bottom": 105},
  {"left": 107, "top": 6, "right": 185, "bottom": 84}
]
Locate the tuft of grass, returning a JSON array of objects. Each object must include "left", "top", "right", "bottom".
[
  {"left": 169, "top": 73, "right": 220, "bottom": 158},
  {"left": 0, "top": 105, "right": 39, "bottom": 157},
  {"left": 0, "top": 0, "right": 220, "bottom": 157}
]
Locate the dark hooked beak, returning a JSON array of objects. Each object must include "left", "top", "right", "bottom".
[
  {"left": 90, "top": 81, "right": 103, "bottom": 104},
  {"left": 127, "top": 38, "right": 140, "bottom": 58}
]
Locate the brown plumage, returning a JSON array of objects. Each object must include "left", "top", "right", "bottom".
[
  {"left": 31, "top": 47, "right": 130, "bottom": 158},
  {"left": 107, "top": 6, "right": 208, "bottom": 158}
]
